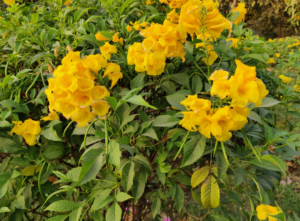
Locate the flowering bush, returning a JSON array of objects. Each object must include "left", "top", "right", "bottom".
[{"left": 1, "top": 0, "right": 300, "bottom": 220}]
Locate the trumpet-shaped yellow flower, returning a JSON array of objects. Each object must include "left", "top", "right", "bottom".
[
  {"left": 266, "top": 58, "right": 275, "bottom": 64},
  {"left": 23, "top": 132, "right": 37, "bottom": 146},
  {"left": 100, "top": 42, "right": 117, "bottom": 60},
  {"left": 91, "top": 100, "right": 110, "bottom": 117},
  {"left": 276, "top": 53, "right": 280, "bottom": 58},
  {"left": 126, "top": 25, "right": 132, "bottom": 32},
  {"left": 73, "top": 91, "right": 93, "bottom": 107},
  {"left": 95, "top": 32, "right": 110, "bottom": 41},
  {"left": 10, "top": 121, "right": 27, "bottom": 135},
  {"left": 62, "top": 0, "right": 72, "bottom": 5},
  {"left": 62, "top": 51, "right": 81, "bottom": 65},
  {"left": 82, "top": 54, "right": 107, "bottom": 74},
  {"left": 77, "top": 78, "right": 94, "bottom": 92},
  {"left": 167, "top": 10, "right": 180, "bottom": 24},
  {"left": 256, "top": 205, "right": 279, "bottom": 221},
  {"left": 112, "top": 33, "right": 119, "bottom": 42},
  {"left": 41, "top": 111, "right": 60, "bottom": 121},
  {"left": 209, "top": 70, "right": 229, "bottom": 81},
  {"left": 232, "top": 3, "right": 247, "bottom": 25},
  {"left": 119, "top": 38, "right": 124, "bottom": 45},
  {"left": 226, "top": 38, "right": 240, "bottom": 48},
  {"left": 103, "top": 63, "right": 123, "bottom": 88},
  {"left": 279, "top": 75, "right": 291, "bottom": 83},
  {"left": 179, "top": 111, "right": 203, "bottom": 132},
  {"left": 71, "top": 107, "right": 94, "bottom": 127},
  {"left": 92, "top": 86, "right": 110, "bottom": 101},
  {"left": 4, "top": 0, "right": 15, "bottom": 5},
  {"left": 55, "top": 99, "right": 78, "bottom": 119}
]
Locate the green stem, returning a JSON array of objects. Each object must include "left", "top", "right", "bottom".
[
  {"left": 213, "top": 140, "right": 218, "bottom": 157},
  {"left": 242, "top": 130, "right": 261, "bottom": 162},
  {"left": 221, "top": 142, "right": 230, "bottom": 165},
  {"left": 25, "top": 72, "right": 41, "bottom": 98},
  {"left": 83, "top": 118, "right": 99, "bottom": 150},
  {"left": 63, "top": 121, "right": 73, "bottom": 137},
  {"left": 174, "top": 131, "right": 190, "bottom": 160}
]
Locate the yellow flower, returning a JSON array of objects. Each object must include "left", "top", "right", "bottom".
[
  {"left": 256, "top": 205, "right": 279, "bottom": 221},
  {"left": 243, "top": 47, "right": 251, "bottom": 51},
  {"left": 119, "top": 38, "right": 124, "bottom": 45},
  {"left": 55, "top": 99, "right": 78, "bottom": 119},
  {"left": 266, "top": 58, "right": 275, "bottom": 64},
  {"left": 209, "top": 70, "right": 229, "bottom": 81},
  {"left": 71, "top": 107, "right": 94, "bottom": 127},
  {"left": 100, "top": 42, "right": 117, "bottom": 60},
  {"left": 41, "top": 111, "right": 60, "bottom": 121},
  {"left": 82, "top": 54, "right": 107, "bottom": 74},
  {"left": 95, "top": 32, "right": 110, "bottom": 41},
  {"left": 4, "top": 0, "right": 15, "bottom": 5},
  {"left": 167, "top": 9, "right": 180, "bottom": 24},
  {"left": 61, "top": 51, "right": 81, "bottom": 65},
  {"left": 91, "top": 100, "right": 110, "bottom": 117},
  {"left": 77, "top": 78, "right": 94, "bottom": 92},
  {"left": 276, "top": 53, "right": 280, "bottom": 58},
  {"left": 10, "top": 121, "right": 27, "bottom": 135},
  {"left": 126, "top": 25, "right": 132, "bottom": 32},
  {"left": 103, "top": 63, "right": 123, "bottom": 88},
  {"left": 279, "top": 38, "right": 283, "bottom": 41},
  {"left": 2, "top": 32, "right": 8, "bottom": 39},
  {"left": 160, "top": 0, "right": 169, "bottom": 4},
  {"left": 288, "top": 45, "right": 292, "bottom": 48},
  {"left": 112, "top": 33, "right": 119, "bottom": 43},
  {"left": 146, "top": 0, "right": 152, "bottom": 5},
  {"left": 24, "top": 119, "right": 41, "bottom": 135},
  {"left": 73, "top": 91, "right": 93, "bottom": 107},
  {"left": 23, "top": 131, "right": 37, "bottom": 146},
  {"left": 92, "top": 86, "right": 110, "bottom": 101},
  {"left": 290, "top": 52, "right": 294, "bottom": 55},
  {"left": 232, "top": 3, "right": 247, "bottom": 25},
  {"left": 226, "top": 38, "right": 239, "bottom": 48},
  {"left": 179, "top": 111, "right": 202, "bottom": 132},
  {"left": 62, "top": 0, "right": 72, "bottom": 5},
  {"left": 197, "top": 43, "right": 218, "bottom": 65},
  {"left": 279, "top": 75, "right": 292, "bottom": 83}
]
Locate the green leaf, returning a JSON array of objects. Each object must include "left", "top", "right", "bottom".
[
  {"left": 192, "top": 75, "right": 203, "bottom": 93},
  {"left": 151, "top": 197, "right": 161, "bottom": 218},
  {"left": 42, "top": 121, "right": 63, "bottom": 142},
  {"left": 248, "top": 111, "right": 262, "bottom": 124},
  {"left": 77, "top": 149, "right": 104, "bottom": 186},
  {"left": 126, "top": 95, "right": 157, "bottom": 110},
  {"left": 106, "top": 202, "right": 122, "bottom": 221},
  {"left": 77, "top": 34, "right": 103, "bottom": 47},
  {"left": 31, "top": 52, "right": 55, "bottom": 64},
  {"left": 0, "top": 207, "right": 10, "bottom": 213},
  {"left": 285, "top": 111, "right": 300, "bottom": 118},
  {"left": 108, "top": 140, "right": 121, "bottom": 168},
  {"left": 46, "top": 215, "right": 69, "bottom": 221},
  {"left": 97, "top": 31, "right": 113, "bottom": 40},
  {"left": 191, "top": 190, "right": 202, "bottom": 205},
  {"left": 261, "top": 155, "right": 286, "bottom": 176},
  {"left": 132, "top": 168, "right": 148, "bottom": 203},
  {"left": 170, "top": 73, "right": 190, "bottom": 89},
  {"left": 21, "top": 165, "right": 41, "bottom": 176},
  {"left": 69, "top": 206, "right": 83, "bottom": 221},
  {"left": 142, "top": 128, "right": 158, "bottom": 141},
  {"left": 212, "top": 215, "right": 230, "bottom": 221},
  {"left": 152, "top": 115, "right": 180, "bottom": 127},
  {"left": 116, "top": 192, "right": 132, "bottom": 202},
  {"left": 31, "top": 13, "right": 39, "bottom": 24},
  {"left": 201, "top": 175, "right": 220, "bottom": 209},
  {"left": 118, "top": 0, "right": 134, "bottom": 15},
  {"left": 250, "top": 159, "right": 282, "bottom": 172},
  {"left": 43, "top": 145, "right": 62, "bottom": 160},
  {"left": 175, "top": 184, "right": 184, "bottom": 212},
  {"left": 241, "top": 54, "right": 265, "bottom": 62},
  {"left": 122, "top": 161, "right": 135, "bottom": 192},
  {"left": 133, "top": 155, "right": 151, "bottom": 170},
  {"left": 0, "top": 137, "right": 23, "bottom": 154},
  {"left": 260, "top": 98, "right": 280, "bottom": 108},
  {"left": 106, "top": 97, "right": 118, "bottom": 110},
  {"left": 46, "top": 200, "right": 78, "bottom": 212},
  {"left": 91, "top": 189, "right": 113, "bottom": 211},
  {"left": 191, "top": 166, "right": 210, "bottom": 188},
  {"left": 0, "top": 173, "right": 10, "bottom": 198},
  {"left": 215, "top": 152, "right": 228, "bottom": 179},
  {"left": 74, "top": 8, "right": 90, "bottom": 22},
  {"left": 0, "top": 99, "right": 19, "bottom": 109},
  {"left": 130, "top": 73, "right": 145, "bottom": 89},
  {"left": 166, "top": 94, "right": 187, "bottom": 111},
  {"left": 181, "top": 135, "right": 206, "bottom": 167}
]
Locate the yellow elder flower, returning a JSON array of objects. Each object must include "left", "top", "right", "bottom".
[
  {"left": 279, "top": 38, "right": 283, "bottom": 41},
  {"left": 232, "top": 3, "right": 247, "bottom": 26},
  {"left": 279, "top": 75, "right": 291, "bottom": 83},
  {"left": 10, "top": 121, "right": 27, "bottom": 135},
  {"left": 112, "top": 33, "right": 119, "bottom": 43},
  {"left": 73, "top": 91, "right": 93, "bottom": 107},
  {"left": 119, "top": 38, "right": 124, "bottom": 45},
  {"left": 91, "top": 100, "right": 110, "bottom": 117},
  {"left": 126, "top": 25, "right": 132, "bottom": 32},
  {"left": 24, "top": 119, "right": 41, "bottom": 135},
  {"left": 256, "top": 205, "right": 279, "bottom": 221},
  {"left": 160, "top": 0, "right": 169, "bottom": 4},
  {"left": 77, "top": 78, "right": 94, "bottom": 92},
  {"left": 197, "top": 43, "right": 218, "bottom": 65},
  {"left": 209, "top": 70, "right": 229, "bottom": 81},
  {"left": 100, "top": 42, "right": 117, "bottom": 60},
  {"left": 23, "top": 131, "right": 38, "bottom": 146},
  {"left": 290, "top": 52, "right": 294, "bottom": 55},
  {"left": 4, "top": 0, "right": 15, "bottom": 5},
  {"left": 276, "top": 53, "right": 280, "bottom": 58},
  {"left": 82, "top": 54, "right": 107, "bottom": 74},
  {"left": 55, "top": 99, "right": 78, "bottom": 119},
  {"left": 146, "top": 0, "right": 152, "bottom": 5},
  {"left": 95, "top": 32, "right": 110, "bottom": 41},
  {"left": 92, "top": 86, "right": 110, "bottom": 101},
  {"left": 169, "top": 0, "right": 187, "bottom": 9},
  {"left": 71, "top": 107, "right": 94, "bottom": 127},
  {"left": 103, "top": 63, "right": 123, "bottom": 88},
  {"left": 2, "top": 32, "right": 8, "bottom": 39},
  {"left": 62, "top": 0, "right": 72, "bottom": 5},
  {"left": 243, "top": 47, "right": 251, "bottom": 51},
  {"left": 167, "top": 9, "right": 180, "bottom": 24},
  {"left": 62, "top": 51, "right": 81, "bottom": 65},
  {"left": 144, "top": 52, "right": 166, "bottom": 76},
  {"left": 288, "top": 45, "right": 292, "bottom": 48},
  {"left": 41, "top": 111, "right": 60, "bottom": 121},
  {"left": 266, "top": 58, "right": 275, "bottom": 64},
  {"left": 226, "top": 38, "right": 239, "bottom": 48},
  {"left": 179, "top": 111, "right": 202, "bottom": 132}
]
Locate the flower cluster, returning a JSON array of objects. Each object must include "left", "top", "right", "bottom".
[
  {"left": 128, "top": 0, "right": 231, "bottom": 76},
  {"left": 10, "top": 119, "right": 41, "bottom": 146},
  {"left": 256, "top": 205, "right": 279, "bottom": 221},
  {"left": 179, "top": 96, "right": 249, "bottom": 141},
  {"left": 45, "top": 51, "right": 113, "bottom": 127},
  {"left": 210, "top": 60, "right": 269, "bottom": 107},
  {"left": 128, "top": 20, "right": 186, "bottom": 76},
  {"left": 179, "top": 60, "right": 269, "bottom": 141}
]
